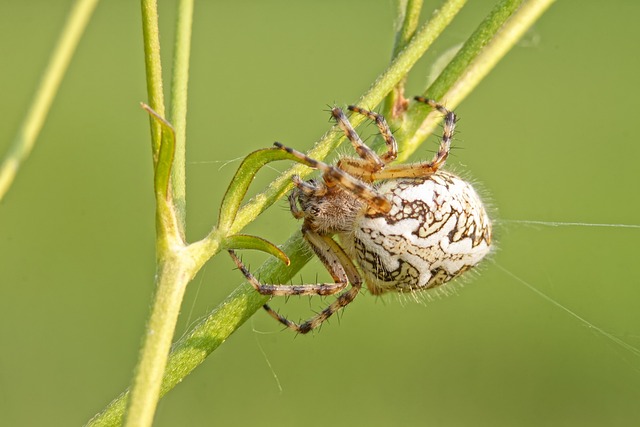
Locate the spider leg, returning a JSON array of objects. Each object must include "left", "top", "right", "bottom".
[
  {"left": 369, "top": 97, "right": 457, "bottom": 180},
  {"left": 334, "top": 157, "right": 375, "bottom": 182},
  {"left": 228, "top": 227, "right": 362, "bottom": 334},
  {"left": 330, "top": 106, "right": 398, "bottom": 182},
  {"left": 331, "top": 107, "right": 385, "bottom": 171},
  {"left": 347, "top": 105, "right": 397, "bottom": 164},
  {"left": 229, "top": 249, "right": 347, "bottom": 296},
  {"left": 274, "top": 142, "right": 391, "bottom": 213}
]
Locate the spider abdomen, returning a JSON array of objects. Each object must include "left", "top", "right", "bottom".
[{"left": 341, "top": 170, "right": 492, "bottom": 295}]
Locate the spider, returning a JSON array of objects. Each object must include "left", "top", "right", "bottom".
[{"left": 229, "top": 97, "right": 492, "bottom": 334}]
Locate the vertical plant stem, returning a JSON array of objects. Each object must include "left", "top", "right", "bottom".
[
  {"left": 123, "top": 1, "right": 190, "bottom": 427},
  {"left": 169, "top": 0, "right": 194, "bottom": 236},
  {"left": 123, "top": 262, "right": 191, "bottom": 427},
  {"left": 141, "top": 0, "right": 166, "bottom": 159},
  {"left": 0, "top": 0, "right": 99, "bottom": 202}
]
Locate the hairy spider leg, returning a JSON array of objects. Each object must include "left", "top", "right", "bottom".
[
  {"left": 332, "top": 106, "right": 399, "bottom": 182},
  {"left": 347, "top": 105, "right": 398, "bottom": 164},
  {"left": 330, "top": 107, "right": 385, "bottom": 172},
  {"left": 367, "top": 97, "right": 457, "bottom": 180},
  {"left": 274, "top": 142, "right": 391, "bottom": 213},
  {"left": 228, "top": 227, "right": 362, "bottom": 334}
]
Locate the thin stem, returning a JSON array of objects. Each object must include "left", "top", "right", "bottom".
[
  {"left": 393, "top": 0, "right": 425, "bottom": 56},
  {"left": 385, "top": 0, "right": 424, "bottom": 119},
  {"left": 397, "top": 0, "right": 556, "bottom": 161},
  {"left": 122, "top": 1, "right": 185, "bottom": 426},
  {"left": 443, "top": 0, "right": 556, "bottom": 111},
  {"left": 0, "top": 0, "right": 99, "bottom": 202},
  {"left": 123, "top": 260, "right": 192, "bottom": 427},
  {"left": 169, "top": 0, "right": 194, "bottom": 236},
  {"left": 141, "top": 0, "right": 166, "bottom": 159}
]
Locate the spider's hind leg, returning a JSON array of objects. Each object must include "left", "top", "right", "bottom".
[{"left": 228, "top": 227, "right": 362, "bottom": 334}]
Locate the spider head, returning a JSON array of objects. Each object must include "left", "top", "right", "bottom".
[{"left": 289, "top": 177, "right": 364, "bottom": 235}]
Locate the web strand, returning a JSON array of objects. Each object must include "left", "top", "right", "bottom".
[
  {"left": 493, "top": 261, "right": 640, "bottom": 359},
  {"left": 499, "top": 219, "right": 640, "bottom": 229}
]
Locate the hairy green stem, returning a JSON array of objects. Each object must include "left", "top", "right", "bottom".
[
  {"left": 169, "top": 0, "right": 194, "bottom": 236},
  {"left": 442, "top": 0, "right": 556, "bottom": 112},
  {"left": 397, "top": 0, "right": 555, "bottom": 161},
  {"left": 141, "top": 0, "right": 166, "bottom": 158},
  {"left": 0, "top": 0, "right": 99, "bottom": 202},
  {"left": 123, "top": 1, "right": 188, "bottom": 426},
  {"left": 385, "top": 0, "right": 424, "bottom": 119},
  {"left": 122, "top": 259, "right": 191, "bottom": 427}
]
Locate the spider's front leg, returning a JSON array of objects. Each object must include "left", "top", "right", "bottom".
[
  {"left": 274, "top": 142, "right": 391, "bottom": 213},
  {"left": 368, "top": 97, "right": 458, "bottom": 180},
  {"left": 228, "top": 227, "right": 362, "bottom": 334},
  {"left": 332, "top": 105, "right": 398, "bottom": 182}
]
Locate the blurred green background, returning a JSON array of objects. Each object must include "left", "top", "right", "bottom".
[{"left": 1, "top": 1, "right": 639, "bottom": 426}]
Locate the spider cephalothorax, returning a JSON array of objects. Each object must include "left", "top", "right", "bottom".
[{"left": 229, "top": 97, "right": 492, "bottom": 333}]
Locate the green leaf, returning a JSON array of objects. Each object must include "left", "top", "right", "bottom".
[
  {"left": 141, "top": 103, "right": 176, "bottom": 200},
  {"left": 217, "top": 147, "right": 300, "bottom": 232},
  {"left": 223, "top": 234, "right": 291, "bottom": 266}
]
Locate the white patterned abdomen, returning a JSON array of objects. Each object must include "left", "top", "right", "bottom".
[{"left": 340, "top": 171, "right": 492, "bottom": 295}]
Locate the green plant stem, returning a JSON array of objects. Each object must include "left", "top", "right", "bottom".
[
  {"left": 385, "top": 0, "right": 424, "bottom": 119},
  {"left": 442, "top": 0, "right": 556, "bottom": 114},
  {"left": 169, "top": 0, "right": 194, "bottom": 236},
  {"left": 0, "top": 0, "right": 99, "bottom": 202},
  {"left": 122, "top": 260, "right": 191, "bottom": 427},
  {"left": 141, "top": 0, "right": 166, "bottom": 159},
  {"left": 397, "top": 0, "right": 555, "bottom": 161},
  {"left": 122, "top": 1, "right": 186, "bottom": 426},
  {"left": 393, "top": 0, "right": 425, "bottom": 56}
]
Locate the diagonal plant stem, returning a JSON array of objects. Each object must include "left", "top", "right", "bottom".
[
  {"left": 188, "top": 0, "right": 555, "bottom": 394},
  {"left": 0, "top": 0, "right": 99, "bottom": 202},
  {"left": 397, "top": 0, "right": 556, "bottom": 161},
  {"left": 385, "top": 0, "right": 424, "bottom": 119}
]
